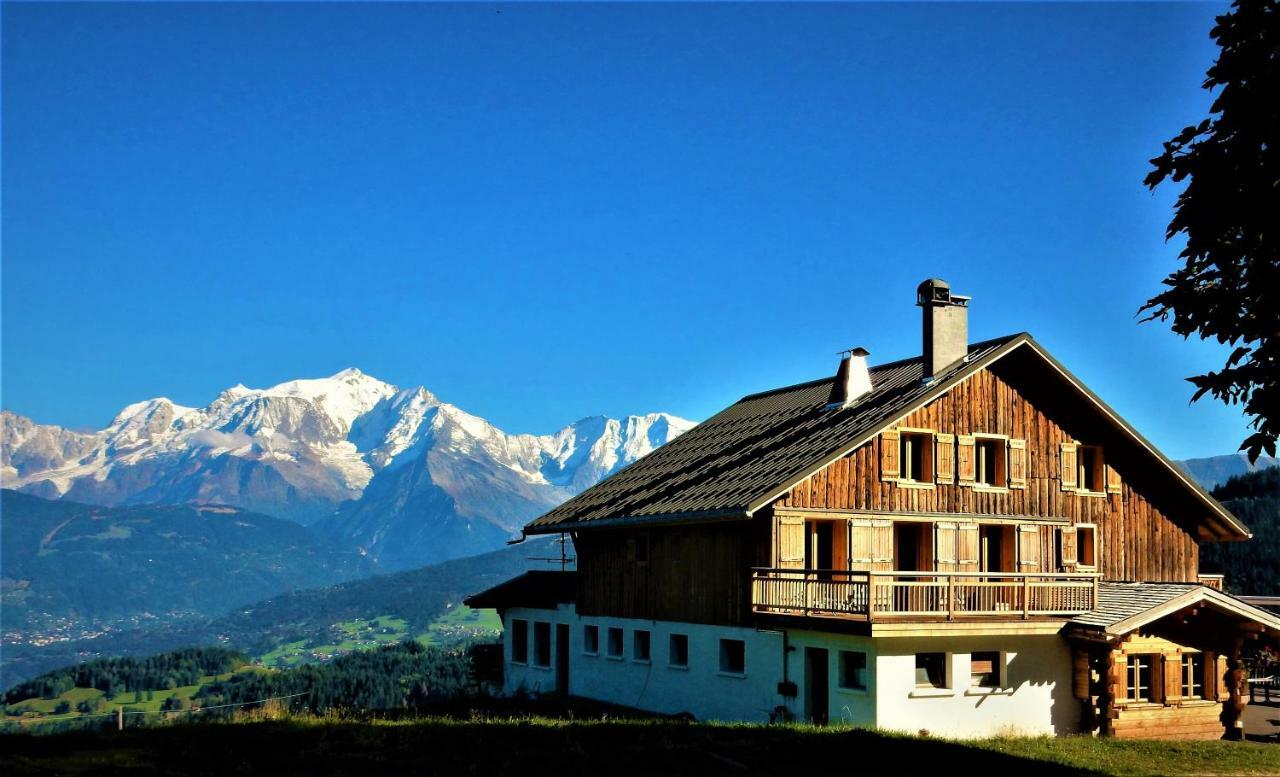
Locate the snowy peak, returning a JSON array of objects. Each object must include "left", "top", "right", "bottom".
[{"left": 2, "top": 370, "right": 695, "bottom": 566}]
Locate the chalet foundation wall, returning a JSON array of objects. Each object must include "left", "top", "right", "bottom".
[
  {"left": 871, "top": 634, "right": 1079, "bottom": 738},
  {"left": 500, "top": 607, "right": 1081, "bottom": 736}
]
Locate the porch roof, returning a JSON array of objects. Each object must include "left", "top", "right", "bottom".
[
  {"left": 1070, "top": 581, "right": 1280, "bottom": 640},
  {"left": 464, "top": 570, "right": 577, "bottom": 611}
]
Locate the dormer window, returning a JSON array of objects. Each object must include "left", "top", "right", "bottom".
[{"left": 899, "top": 431, "right": 935, "bottom": 483}]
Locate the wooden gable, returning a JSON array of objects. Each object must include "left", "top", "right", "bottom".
[{"left": 773, "top": 352, "right": 1203, "bottom": 583}]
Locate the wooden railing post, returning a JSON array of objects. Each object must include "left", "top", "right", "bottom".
[
  {"left": 867, "top": 574, "right": 876, "bottom": 621},
  {"left": 947, "top": 575, "right": 955, "bottom": 621},
  {"left": 1023, "top": 575, "right": 1031, "bottom": 619}
]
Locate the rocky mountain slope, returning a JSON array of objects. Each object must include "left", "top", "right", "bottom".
[
  {"left": 1, "top": 370, "right": 693, "bottom": 568},
  {"left": 1177, "top": 452, "right": 1278, "bottom": 492}
]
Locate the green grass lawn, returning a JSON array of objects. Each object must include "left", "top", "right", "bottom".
[{"left": 1, "top": 715, "right": 1277, "bottom": 777}]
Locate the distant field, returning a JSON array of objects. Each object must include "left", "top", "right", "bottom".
[
  {"left": 2, "top": 715, "right": 1278, "bottom": 777},
  {"left": 255, "top": 606, "right": 499, "bottom": 668},
  {"left": 5, "top": 668, "right": 266, "bottom": 721}
]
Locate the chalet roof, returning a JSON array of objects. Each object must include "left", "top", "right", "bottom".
[
  {"left": 524, "top": 333, "right": 1247, "bottom": 540},
  {"left": 463, "top": 571, "right": 576, "bottom": 611},
  {"left": 1071, "top": 581, "right": 1280, "bottom": 639}
]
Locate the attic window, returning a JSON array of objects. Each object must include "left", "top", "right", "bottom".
[
  {"left": 899, "top": 432, "right": 935, "bottom": 483},
  {"left": 1078, "top": 446, "right": 1104, "bottom": 493},
  {"left": 974, "top": 438, "right": 1007, "bottom": 488}
]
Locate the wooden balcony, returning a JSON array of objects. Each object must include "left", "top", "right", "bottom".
[{"left": 751, "top": 568, "right": 1099, "bottom": 621}]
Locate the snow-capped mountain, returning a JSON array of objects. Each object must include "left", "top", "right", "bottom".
[{"left": 1, "top": 370, "right": 694, "bottom": 568}]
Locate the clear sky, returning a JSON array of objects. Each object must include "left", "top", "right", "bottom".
[{"left": 1, "top": 1, "right": 1252, "bottom": 460}]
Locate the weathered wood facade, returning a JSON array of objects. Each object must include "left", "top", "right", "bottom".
[
  {"left": 773, "top": 352, "right": 1202, "bottom": 583},
  {"left": 575, "top": 522, "right": 764, "bottom": 626}
]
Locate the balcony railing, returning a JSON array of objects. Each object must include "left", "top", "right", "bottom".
[{"left": 751, "top": 568, "right": 1099, "bottom": 621}]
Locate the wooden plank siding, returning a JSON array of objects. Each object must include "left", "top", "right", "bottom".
[
  {"left": 574, "top": 522, "right": 766, "bottom": 626},
  {"left": 773, "top": 359, "right": 1201, "bottom": 583}
]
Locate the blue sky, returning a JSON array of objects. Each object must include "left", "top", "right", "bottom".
[{"left": 1, "top": 2, "right": 1251, "bottom": 459}]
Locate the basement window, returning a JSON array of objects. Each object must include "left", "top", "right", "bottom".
[
  {"left": 633, "top": 630, "right": 651, "bottom": 663},
  {"left": 838, "top": 650, "right": 868, "bottom": 691},
  {"left": 899, "top": 432, "right": 935, "bottom": 483},
  {"left": 533, "top": 621, "right": 552, "bottom": 668},
  {"left": 915, "top": 652, "right": 947, "bottom": 689},
  {"left": 510, "top": 619, "right": 528, "bottom": 664},
  {"left": 1078, "top": 446, "right": 1105, "bottom": 493},
  {"left": 1127, "top": 654, "right": 1155, "bottom": 702},
  {"left": 607, "top": 627, "right": 624, "bottom": 659},
  {"left": 970, "top": 651, "right": 1001, "bottom": 688},
  {"left": 719, "top": 639, "right": 746, "bottom": 675},
  {"left": 583, "top": 625, "right": 599, "bottom": 656},
  {"left": 669, "top": 634, "right": 689, "bottom": 668},
  {"left": 975, "top": 438, "right": 1007, "bottom": 488},
  {"left": 1182, "top": 653, "right": 1204, "bottom": 699}
]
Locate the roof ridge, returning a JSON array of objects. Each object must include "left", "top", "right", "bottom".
[{"left": 735, "top": 332, "right": 1026, "bottom": 403}]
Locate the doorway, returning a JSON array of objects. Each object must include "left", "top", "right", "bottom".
[
  {"left": 981, "top": 525, "right": 1016, "bottom": 573},
  {"left": 555, "top": 623, "right": 570, "bottom": 694},
  {"left": 808, "top": 521, "right": 835, "bottom": 577},
  {"left": 805, "top": 647, "right": 829, "bottom": 725},
  {"left": 894, "top": 523, "right": 926, "bottom": 571}
]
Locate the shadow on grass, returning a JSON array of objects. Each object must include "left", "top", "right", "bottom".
[{"left": 0, "top": 717, "right": 1109, "bottom": 777}]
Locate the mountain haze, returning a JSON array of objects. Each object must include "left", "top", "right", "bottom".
[{"left": 1, "top": 370, "right": 694, "bottom": 568}]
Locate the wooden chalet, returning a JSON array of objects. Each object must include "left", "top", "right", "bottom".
[{"left": 469, "top": 279, "right": 1280, "bottom": 738}]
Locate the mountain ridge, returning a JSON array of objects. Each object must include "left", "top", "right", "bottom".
[{"left": 1, "top": 369, "right": 694, "bottom": 569}]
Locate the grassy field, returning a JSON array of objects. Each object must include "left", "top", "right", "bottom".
[
  {"left": 1, "top": 714, "right": 1277, "bottom": 777},
  {"left": 254, "top": 606, "right": 499, "bottom": 668}
]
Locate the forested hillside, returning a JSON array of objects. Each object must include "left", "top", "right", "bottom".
[
  {"left": 1, "top": 490, "right": 376, "bottom": 637},
  {"left": 1200, "top": 468, "right": 1280, "bottom": 595}
]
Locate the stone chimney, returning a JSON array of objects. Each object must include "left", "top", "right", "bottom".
[
  {"left": 826, "top": 347, "right": 872, "bottom": 409},
  {"left": 917, "top": 278, "right": 970, "bottom": 379}
]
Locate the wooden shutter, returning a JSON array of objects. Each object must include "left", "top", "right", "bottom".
[
  {"left": 1163, "top": 653, "right": 1181, "bottom": 702},
  {"left": 934, "top": 433, "right": 955, "bottom": 484},
  {"left": 1112, "top": 652, "right": 1129, "bottom": 703},
  {"left": 957, "top": 434, "right": 976, "bottom": 485},
  {"left": 1059, "top": 526, "right": 1078, "bottom": 569},
  {"left": 881, "top": 429, "right": 900, "bottom": 482},
  {"left": 1060, "top": 442, "right": 1079, "bottom": 491},
  {"left": 1106, "top": 463, "right": 1122, "bottom": 495},
  {"left": 1008, "top": 438, "right": 1028, "bottom": 489},
  {"left": 1017, "top": 524, "right": 1041, "bottom": 572},
  {"left": 935, "top": 522, "right": 958, "bottom": 572},
  {"left": 957, "top": 522, "right": 979, "bottom": 571},
  {"left": 849, "top": 520, "right": 874, "bottom": 568},
  {"left": 871, "top": 519, "right": 893, "bottom": 570},
  {"left": 777, "top": 514, "right": 805, "bottom": 569}
]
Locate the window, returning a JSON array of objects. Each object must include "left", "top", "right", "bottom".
[
  {"left": 915, "top": 652, "right": 947, "bottom": 689},
  {"left": 975, "top": 438, "right": 1007, "bottom": 488},
  {"left": 583, "top": 625, "right": 599, "bottom": 655},
  {"left": 1127, "top": 654, "right": 1155, "bottom": 702},
  {"left": 633, "top": 630, "right": 651, "bottom": 663},
  {"left": 607, "top": 627, "right": 624, "bottom": 659},
  {"left": 1078, "top": 446, "right": 1104, "bottom": 493},
  {"left": 970, "top": 651, "right": 1001, "bottom": 688},
  {"left": 1077, "top": 525, "right": 1097, "bottom": 569},
  {"left": 533, "top": 621, "right": 552, "bottom": 667},
  {"left": 719, "top": 639, "right": 746, "bottom": 675},
  {"left": 669, "top": 634, "right": 689, "bottom": 668},
  {"left": 510, "top": 619, "right": 528, "bottom": 664},
  {"left": 1182, "top": 653, "right": 1204, "bottom": 699},
  {"left": 838, "top": 651, "right": 867, "bottom": 690},
  {"left": 899, "top": 432, "right": 934, "bottom": 483}
]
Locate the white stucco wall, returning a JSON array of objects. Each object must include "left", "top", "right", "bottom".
[
  {"left": 499, "top": 606, "right": 1080, "bottom": 737},
  {"left": 872, "top": 634, "right": 1081, "bottom": 737}
]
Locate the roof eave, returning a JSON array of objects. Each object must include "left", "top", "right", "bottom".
[{"left": 525, "top": 507, "right": 750, "bottom": 535}]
